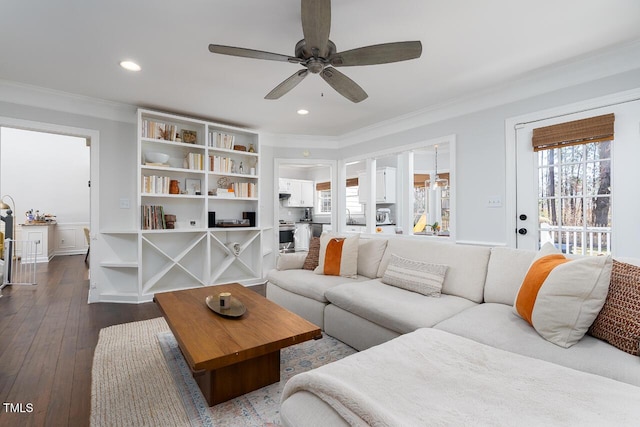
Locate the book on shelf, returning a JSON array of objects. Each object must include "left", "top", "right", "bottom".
[
  {"left": 141, "top": 119, "right": 178, "bottom": 141},
  {"left": 231, "top": 182, "right": 256, "bottom": 198},
  {"left": 142, "top": 175, "right": 170, "bottom": 194},
  {"left": 141, "top": 205, "right": 166, "bottom": 230},
  {"left": 209, "top": 155, "right": 232, "bottom": 173},
  {"left": 214, "top": 188, "right": 235, "bottom": 198},
  {"left": 186, "top": 152, "right": 204, "bottom": 170},
  {"left": 209, "top": 132, "right": 235, "bottom": 149}
]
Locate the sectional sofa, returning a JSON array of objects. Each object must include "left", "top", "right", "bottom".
[{"left": 266, "top": 235, "right": 640, "bottom": 425}]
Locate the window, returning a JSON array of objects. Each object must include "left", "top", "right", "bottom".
[
  {"left": 318, "top": 189, "right": 331, "bottom": 213},
  {"left": 345, "top": 185, "right": 364, "bottom": 215},
  {"left": 537, "top": 141, "right": 611, "bottom": 255},
  {"left": 532, "top": 113, "right": 614, "bottom": 255}
]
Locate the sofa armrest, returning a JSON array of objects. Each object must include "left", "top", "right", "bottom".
[{"left": 276, "top": 252, "right": 308, "bottom": 271}]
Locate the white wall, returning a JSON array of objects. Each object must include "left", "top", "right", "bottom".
[{"left": 1, "top": 127, "right": 89, "bottom": 223}]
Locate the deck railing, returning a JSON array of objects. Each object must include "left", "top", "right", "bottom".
[{"left": 540, "top": 225, "right": 611, "bottom": 255}]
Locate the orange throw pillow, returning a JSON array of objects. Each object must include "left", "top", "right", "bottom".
[
  {"left": 515, "top": 254, "right": 571, "bottom": 324},
  {"left": 513, "top": 242, "right": 612, "bottom": 348},
  {"left": 314, "top": 233, "right": 359, "bottom": 278}
]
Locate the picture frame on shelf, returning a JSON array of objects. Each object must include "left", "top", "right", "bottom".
[
  {"left": 182, "top": 130, "right": 197, "bottom": 144},
  {"left": 186, "top": 178, "right": 201, "bottom": 195}
]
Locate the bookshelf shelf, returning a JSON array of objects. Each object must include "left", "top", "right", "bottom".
[
  {"left": 208, "top": 171, "right": 258, "bottom": 179},
  {"left": 141, "top": 165, "right": 206, "bottom": 174},
  {"left": 100, "top": 261, "right": 138, "bottom": 268},
  {"left": 141, "top": 137, "right": 207, "bottom": 150},
  {"left": 141, "top": 194, "right": 205, "bottom": 199}
]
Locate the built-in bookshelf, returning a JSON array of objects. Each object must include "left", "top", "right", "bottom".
[{"left": 97, "top": 108, "right": 266, "bottom": 303}]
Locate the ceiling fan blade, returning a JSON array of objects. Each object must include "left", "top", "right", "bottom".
[
  {"left": 265, "top": 69, "right": 309, "bottom": 100},
  {"left": 330, "top": 41, "right": 422, "bottom": 67},
  {"left": 320, "top": 67, "right": 368, "bottom": 103},
  {"left": 208, "top": 44, "right": 301, "bottom": 63},
  {"left": 301, "top": 0, "right": 331, "bottom": 58}
]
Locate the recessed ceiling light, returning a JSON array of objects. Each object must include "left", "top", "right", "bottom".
[
  {"left": 120, "top": 60, "right": 141, "bottom": 72},
  {"left": 297, "top": 109, "right": 309, "bottom": 115}
]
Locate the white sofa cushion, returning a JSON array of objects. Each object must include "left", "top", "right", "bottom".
[
  {"left": 357, "top": 238, "right": 388, "bottom": 279},
  {"left": 325, "top": 279, "right": 477, "bottom": 334},
  {"left": 377, "top": 239, "right": 490, "bottom": 303},
  {"left": 434, "top": 303, "right": 640, "bottom": 387},
  {"left": 484, "top": 247, "right": 536, "bottom": 304},
  {"left": 267, "top": 269, "right": 368, "bottom": 303}
]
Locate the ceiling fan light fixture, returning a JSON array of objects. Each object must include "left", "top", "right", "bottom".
[
  {"left": 119, "top": 60, "right": 141, "bottom": 72},
  {"left": 207, "top": 0, "right": 421, "bottom": 103}
]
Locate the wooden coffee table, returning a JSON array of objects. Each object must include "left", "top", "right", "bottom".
[{"left": 154, "top": 283, "right": 321, "bottom": 406}]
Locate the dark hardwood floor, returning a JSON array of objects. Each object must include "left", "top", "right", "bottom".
[{"left": 0, "top": 255, "right": 265, "bottom": 427}]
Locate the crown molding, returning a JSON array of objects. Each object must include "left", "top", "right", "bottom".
[
  {"left": 336, "top": 39, "right": 640, "bottom": 147},
  {"left": 260, "top": 132, "right": 339, "bottom": 149},
  {"left": 0, "top": 79, "right": 137, "bottom": 123}
]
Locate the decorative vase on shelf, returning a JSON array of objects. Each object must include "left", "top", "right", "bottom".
[{"left": 169, "top": 180, "right": 180, "bottom": 194}]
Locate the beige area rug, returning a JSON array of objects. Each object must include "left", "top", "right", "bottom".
[{"left": 91, "top": 317, "right": 355, "bottom": 426}]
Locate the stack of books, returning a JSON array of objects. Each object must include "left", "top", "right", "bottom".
[
  {"left": 209, "top": 132, "right": 235, "bottom": 149},
  {"left": 214, "top": 188, "right": 235, "bottom": 198},
  {"left": 209, "top": 155, "right": 232, "bottom": 173},
  {"left": 232, "top": 182, "right": 256, "bottom": 198},
  {"left": 142, "top": 175, "right": 170, "bottom": 194},
  {"left": 186, "top": 153, "right": 204, "bottom": 170},
  {"left": 141, "top": 205, "right": 166, "bottom": 229},
  {"left": 141, "top": 120, "right": 178, "bottom": 141}
]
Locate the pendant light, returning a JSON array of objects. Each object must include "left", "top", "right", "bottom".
[{"left": 431, "top": 145, "right": 448, "bottom": 189}]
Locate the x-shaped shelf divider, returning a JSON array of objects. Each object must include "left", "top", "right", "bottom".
[
  {"left": 209, "top": 230, "right": 260, "bottom": 283},
  {"left": 141, "top": 233, "right": 207, "bottom": 292}
]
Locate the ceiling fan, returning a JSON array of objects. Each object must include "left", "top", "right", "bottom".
[{"left": 208, "top": 0, "right": 422, "bottom": 103}]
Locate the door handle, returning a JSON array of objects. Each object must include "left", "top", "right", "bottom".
[{"left": 518, "top": 228, "right": 528, "bottom": 235}]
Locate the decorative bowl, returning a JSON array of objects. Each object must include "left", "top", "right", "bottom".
[{"left": 145, "top": 152, "right": 170, "bottom": 164}]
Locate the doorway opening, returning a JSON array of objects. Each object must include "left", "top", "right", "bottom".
[
  {"left": 274, "top": 159, "right": 336, "bottom": 255},
  {"left": 1, "top": 127, "right": 90, "bottom": 262}
]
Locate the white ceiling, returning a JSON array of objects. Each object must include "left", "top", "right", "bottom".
[{"left": 1, "top": 1, "right": 639, "bottom": 136}]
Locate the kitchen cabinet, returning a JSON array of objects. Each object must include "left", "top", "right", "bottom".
[
  {"left": 358, "top": 167, "right": 396, "bottom": 204},
  {"left": 279, "top": 178, "right": 291, "bottom": 193},
  {"left": 376, "top": 167, "right": 396, "bottom": 203},
  {"left": 284, "top": 179, "right": 314, "bottom": 207}
]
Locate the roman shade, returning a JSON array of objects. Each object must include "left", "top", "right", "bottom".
[
  {"left": 346, "top": 177, "right": 358, "bottom": 187},
  {"left": 316, "top": 181, "right": 330, "bottom": 191},
  {"left": 316, "top": 178, "right": 359, "bottom": 190},
  {"left": 531, "top": 113, "right": 614, "bottom": 152}
]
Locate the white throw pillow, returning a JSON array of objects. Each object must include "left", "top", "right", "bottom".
[
  {"left": 276, "top": 252, "right": 307, "bottom": 271},
  {"left": 381, "top": 254, "right": 448, "bottom": 297},
  {"left": 357, "top": 238, "right": 388, "bottom": 279},
  {"left": 513, "top": 242, "right": 612, "bottom": 348},
  {"left": 314, "top": 233, "right": 359, "bottom": 278}
]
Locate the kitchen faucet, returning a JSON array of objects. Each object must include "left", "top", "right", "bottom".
[{"left": 346, "top": 208, "right": 352, "bottom": 224}]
